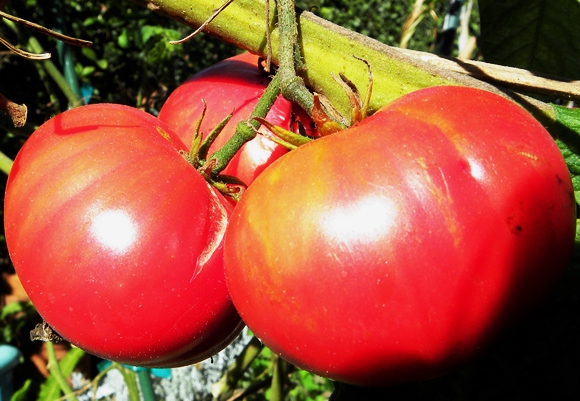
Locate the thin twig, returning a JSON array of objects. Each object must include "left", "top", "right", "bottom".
[
  {"left": 0, "top": 9, "right": 92, "bottom": 47},
  {"left": 0, "top": 35, "right": 50, "bottom": 59},
  {"left": 169, "top": 0, "right": 234, "bottom": 44}
]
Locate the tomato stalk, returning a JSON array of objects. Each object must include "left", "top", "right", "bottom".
[
  {"left": 46, "top": 342, "right": 80, "bottom": 401},
  {"left": 270, "top": 354, "right": 286, "bottom": 401},
  {"left": 115, "top": 364, "right": 142, "bottom": 401},
  {"left": 204, "top": 0, "right": 315, "bottom": 178},
  {"left": 129, "top": 0, "right": 558, "bottom": 128},
  {"left": 276, "top": 0, "right": 313, "bottom": 114},
  {"left": 205, "top": 73, "right": 282, "bottom": 176},
  {"left": 212, "top": 336, "right": 265, "bottom": 399}
]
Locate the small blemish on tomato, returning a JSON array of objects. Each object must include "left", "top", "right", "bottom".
[{"left": 156, "top": 126, "right": 172, "bottom": 141}]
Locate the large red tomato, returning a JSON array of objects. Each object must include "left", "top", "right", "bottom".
[
  {"left": 158, "top": 52, "right": 314, "bottom": 186},
  {"left": 224, "top": 86, "right": 576, "bottom": 386},
  {"left": 4, "top": 104, "right": 244, "bottom": 367}
]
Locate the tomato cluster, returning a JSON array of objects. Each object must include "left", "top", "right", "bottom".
[{"left": 4, "top": 53, "right": 575, "bottom": 386}]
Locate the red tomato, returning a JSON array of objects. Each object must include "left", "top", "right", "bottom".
[
  {"left": 224, "top": 86, "right": 576, "bottom": 386},
  {"left": 158, "top": 52, "right": 314, "bottom": 186},
  {"left": 4, "top": 104, "right": 243, "bottom": 367}
]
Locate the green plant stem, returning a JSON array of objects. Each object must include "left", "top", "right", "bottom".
[
  {"left": 46, "top": 342, "right": 79, "bottom": 401},
  {"left": 115, "top": 364, "right": 142, "bottom": 401},
  {"left": 269, "top": 354, "right": 285, "bottom": 401},
  {"left": 207, "top": 73, "right": 282, "bottom": 176},
  {"left": 136, "top": 369, "right": 157, "bottom": 401},
  {"left": 276, "top": 0, "right": 313, "bottom": 112},
  {"left": 212, "top": 335, "right": 265, "bottom": 400},
  {"left": 0, "top": 150, "right": 14, "bottom": 175},
  {"left": 129, "top": 0, "right": 556, "bottom": 127}
]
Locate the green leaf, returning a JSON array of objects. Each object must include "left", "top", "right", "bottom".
[
  {"left": 1, "top": 302, "right": 36, "bottom": 343},
  {"left": 553, "top": 105, "right": 580, "bottom": 192},
  {"left": 140, "top": 25, "right": 171, "bottom": 45},
  {"left": 10, "top": 379, "right": 32, "bottom": 401},
  {"left": 81, "top": 47, "right": 98, "bottom": 61},
  {"left": 96, "top": 59, "right": 109, "bottom": 69},
  {"left": 82, "top": 16, "right": 100, "bottom": 27},
  {"left": 0, "top": 301, "right": 28, "bottom": 319},
  {"left": 479, "top": 0, "right": 580, "bottom": 79},
  {"left": 551, "top": 105, "right": 580, "bottom": 245},
  {"left": 80, "top": 66, "right": 96, "bottom": 77},
  {"left": 118, "top": 28, "right": 130, "bottom": 49}
]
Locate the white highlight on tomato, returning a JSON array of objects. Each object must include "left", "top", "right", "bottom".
[
  {"left": 90, "top": 209, "right": 137, "bottom": 253},
  {"left": 322, "top": 195, "right": 398, "bottom": 243},
  {"left": 242, "top": 133, "right": 278, "bottom": 166},
  {"left": 467, "top": 157, "right": 485, "bottom": 180}
]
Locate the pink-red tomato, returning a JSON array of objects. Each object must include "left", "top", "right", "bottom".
[
  {"left": 4, "top": 104, "right": 244, "bottom": 367},
  {"left": 158, "top": 52, "right": 314, "bottom": 186},
  {"left": 224, "top": 86, "right": 576, "bottom": 386}
]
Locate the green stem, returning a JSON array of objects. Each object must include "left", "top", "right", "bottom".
[
  {"left": 136, "top": 369, "right": 157, "bottom": 401},
  {"left": 115, "top": 364, "right": 142, "bottom": 401},
  {"left": 207, "top": 73, "right": 282, "bottom": 176},
  {"left": 269, "top": 354, "right": 286, "bottom": 401},
  {"left": 0, "top": 150, "right": 14, "bottom": 175},
  {"left": 276, "top": 0, "right": 313, "bottom": 112},
  {"left": 46, "top": 342, "right": 79, "bottom": 401},
  {"left": 129, "top": 0, "right": 555, "bottom": 125},
  {"left": 212, "top": 336, "right": 265, "bottom": 400}
]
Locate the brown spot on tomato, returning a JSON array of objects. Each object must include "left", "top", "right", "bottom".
[{"left": 506, "top": 212, "right": 523, "bottom": 236}]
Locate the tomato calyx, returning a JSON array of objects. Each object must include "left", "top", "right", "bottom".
[
  {"left": 198, "top": 158, "right": 246, "bottom": 202},
  {"left": 30, "top": 320, "right": 64, "bottom": 343},
  {"left": 258, "top": 56, "right": 374, "bottom": 141},
  {"left": 252, "top": 117, "right": 313, "bottom": 150},
  {"left": 179, "top": 102, "right": 247, "bottom": 201},
  {"left": 311, "top": 57, "right": 373, "bottom": 136}
]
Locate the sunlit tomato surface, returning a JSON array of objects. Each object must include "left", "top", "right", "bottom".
[
  {"left": 224, "top": 86, "right": 576, "bottom": 386},
  {"left": 4, "top": 104, "right": 244, "bottom": 367},
  {"left": 158, "top": 52, "right": 314, "bottom": 186}
]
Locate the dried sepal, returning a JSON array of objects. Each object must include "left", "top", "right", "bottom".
[
  {"left": 353, "top": 56, "right": 373, "bottom": 119},
  {"left": 311, "top": 94, "right": 346, "bottom": 136},
  {"left": 0, "top": 92, "right": 27, "bottom": 127}
]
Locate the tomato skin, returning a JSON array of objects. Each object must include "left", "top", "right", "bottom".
[
  {"left": 224, "top": 86, "right": 576, "bottom": 386},
  {"left": 158, "top": 52, "right": 314, "bottom": 185},
  {"left": 4, "top": 104, "right": 243, "bottom": 366}
]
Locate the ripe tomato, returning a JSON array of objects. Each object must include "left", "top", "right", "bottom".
[
  {"left": 224, "top": 86, "right": 576, "bottom": 386},
  {"left": 4, "top": 104, "right": 243, "bottom": 367},
  {"left": 158, "top": 52, "right": 314, "bottom": 186}
]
